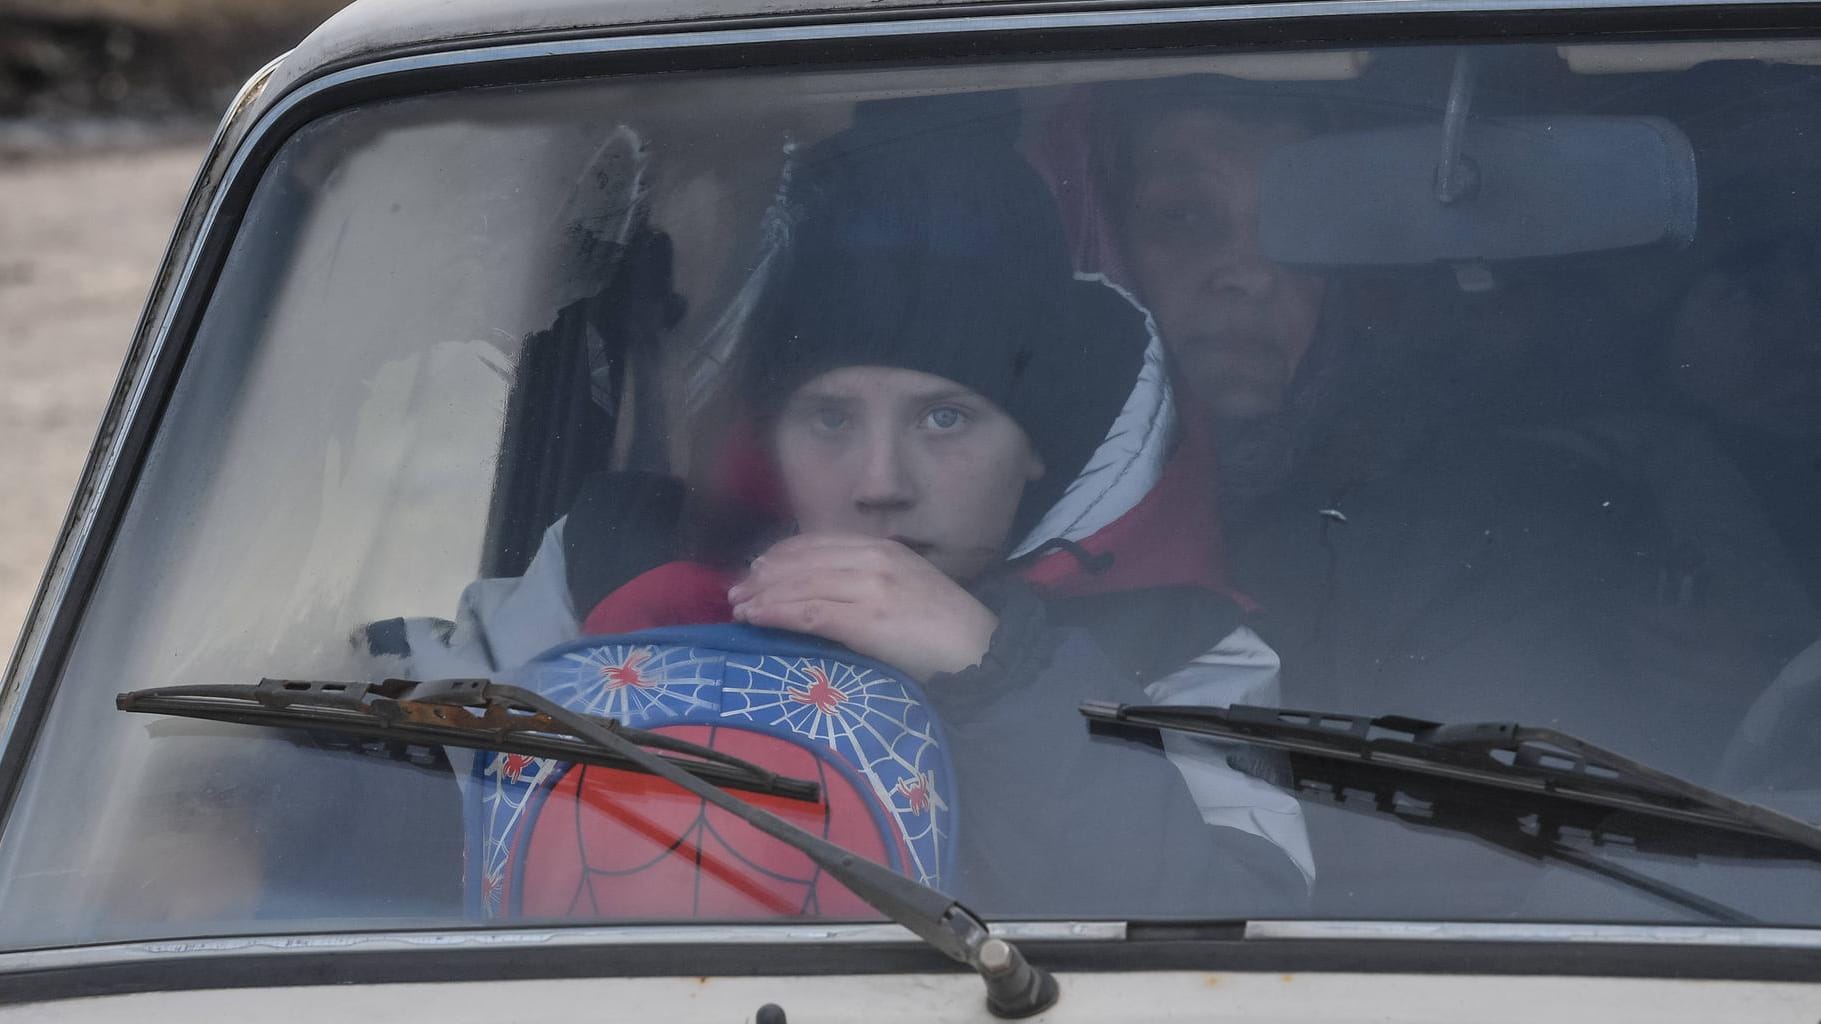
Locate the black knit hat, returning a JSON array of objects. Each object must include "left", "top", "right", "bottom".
[{"left": 740, "top": 93, "right": 1149, "bottom": 536}]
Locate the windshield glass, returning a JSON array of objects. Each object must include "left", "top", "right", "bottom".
[{"left": 6, "top": 37, "right": 1821, "bottom": 949}]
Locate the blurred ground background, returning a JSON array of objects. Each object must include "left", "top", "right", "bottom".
[{"left": 1, "top": 0, "right": 349, "bottom": 653}]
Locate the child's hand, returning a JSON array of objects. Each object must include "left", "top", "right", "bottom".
[{"left": 729, "top": 533, "right": 997, "bottom": 682}]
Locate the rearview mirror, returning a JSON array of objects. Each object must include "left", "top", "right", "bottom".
[{"left": 1257, "top": 115, "right": 1697, "bottom": 268}]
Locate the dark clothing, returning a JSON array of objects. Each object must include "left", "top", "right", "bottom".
[
  {"left": 1713, "top": 422, "right": 1821, "bottom": 607},
  {"left": 926, "top": 577, "right": 1305, "bottom": 917},
  {"left": 1226, "top": 429, "right": 1642, "bottom": 916},
  {"left": 1227, "top": 418, "right": 1816, "bottom": 920},
  {"left": 1234, "top": 420, "right": 1810, "bottom": 773}
]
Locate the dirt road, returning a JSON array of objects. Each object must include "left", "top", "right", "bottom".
[{"left": 0, "top": 144, "right": 203, "bottom": 656}]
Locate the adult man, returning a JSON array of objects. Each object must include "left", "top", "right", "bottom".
[
  {"left": 1067, "top": 83, "right": 1341, "bottom": 518},
  {"left": 1078, "top": 75, "right": 1796, "bottom": 917},
  {"left": 1113, "top": 95, "right": 1328, "bottom": 425}
]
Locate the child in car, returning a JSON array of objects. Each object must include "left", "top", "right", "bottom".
[
  {"left": 373, "top": 95, "right": 1311, "bottom": 916},
  {"left": 570, "top": 97, "right": 1310, "bottom": 914}
]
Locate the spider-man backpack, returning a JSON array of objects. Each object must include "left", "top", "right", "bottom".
[{"left": 464, "top": 624, "right": 959, "bottom": 920}]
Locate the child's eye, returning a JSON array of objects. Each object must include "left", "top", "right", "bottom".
[
  {"left": 922, "top": 406, "right": 967, "bottom": 431},
  {"left": 812, "top": 409, "right": 850, "bottom": 432}
]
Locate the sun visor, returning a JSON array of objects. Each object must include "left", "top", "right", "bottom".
[
  {"left": 1257, "top": 115, "right": 1698, "bottom": 269},
  {"left": 1561, "top": 40, "right": 1821, "bottom": 74}
]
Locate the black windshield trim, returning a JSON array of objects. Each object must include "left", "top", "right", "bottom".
[{"left": 2, "top": 932, "right": 1820, "bottom": 1006}]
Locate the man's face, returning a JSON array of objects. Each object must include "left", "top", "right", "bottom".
[
  {"left": 772, "top": 366, "right": 1046, "bottom": 581},
  {"left": 1119, "top": 109, "right": 1327, "bottom": 420}
]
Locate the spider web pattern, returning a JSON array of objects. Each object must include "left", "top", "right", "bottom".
[
  {"left": 529, "top": 643, "right": 721, "bottom": 721},
  {"left": 477, "top": 750, "right": 556, "bottom": 916},
  {"left": 475, "top": 642, "right": 723, "bottom": 914},
  {"left": 469, "top": 636, "right": 957, "bottom": 917},
  {"left": 721, "top": 655, "right": 952, "bottom": 888},
  {"left": 548, "top": 735, "right": 859, "bottom": 920}
]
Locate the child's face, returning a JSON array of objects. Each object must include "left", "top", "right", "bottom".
[{"left": 772, "top": 366, "right": 1045, "bottom": 582}]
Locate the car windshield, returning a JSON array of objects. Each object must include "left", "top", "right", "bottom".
[{"left": 6, "top": 36, "right": 1821, "bottom": 951}]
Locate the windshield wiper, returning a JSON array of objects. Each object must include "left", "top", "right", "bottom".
[
  {"left": 120, "top": 677, "right": 821, "bottom": 799},
  {"left": 119, "top": 677, "right": 1059, "bottom": 1019},
  {"left": 1081, "top": 701, "right": 1821, "bottom": 923}
]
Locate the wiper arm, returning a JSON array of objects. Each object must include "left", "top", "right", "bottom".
[
  {"left": 1080, "top": 701, "right": 1821, "bottom": 860},
  {"left": 120, "top": 677, "right": 1059, "bottom": 1019},
  {"left": 119, "top": 677, "right": 820, "bottom": 800}
]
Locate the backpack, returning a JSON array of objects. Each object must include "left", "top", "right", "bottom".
[{"left": 464, "top": 624, "right": 959, "bottom": 919}]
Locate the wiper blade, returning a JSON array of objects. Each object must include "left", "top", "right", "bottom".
[
  {"left": 120, "top": 677, "right": 1059, "bottom": 1019},
  {"left": 1082, "top": 702, "right": 1821, "bottom": 924},
  {"left": 119, "top": 677, "right": 820, "bottom": 800},
  {"left": 1080, "top": 701, "right": 1821, "bottom": 860}
]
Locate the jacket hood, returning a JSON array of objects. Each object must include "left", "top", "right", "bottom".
[{"left": 1008, "top": 276, "right": 1236, "bottom": 601}]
